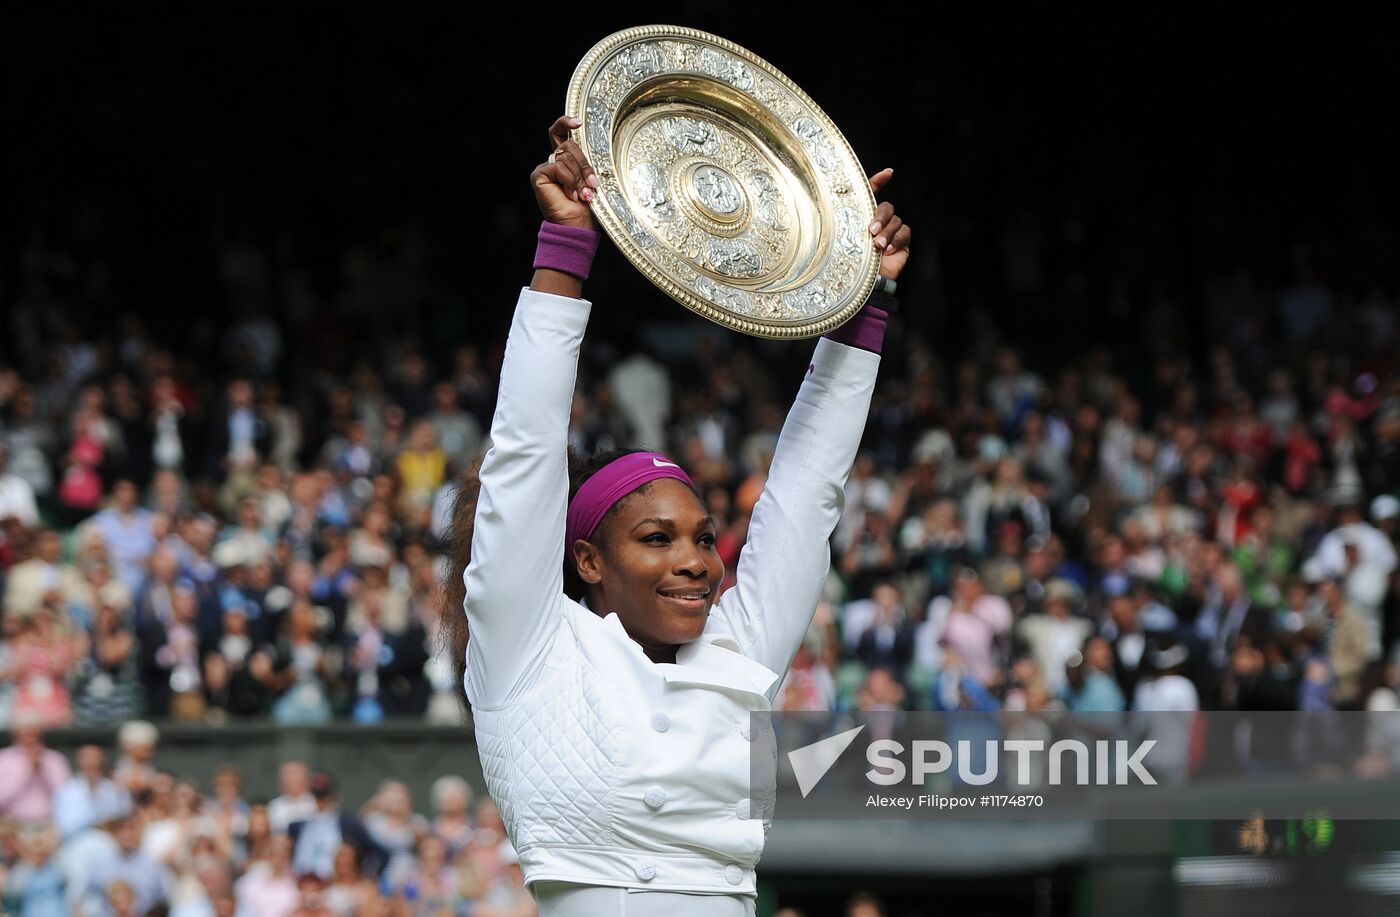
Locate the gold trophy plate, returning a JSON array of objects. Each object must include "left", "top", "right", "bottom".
[{"left": 566, "top": 25, "right": 880, "bottom": 339}]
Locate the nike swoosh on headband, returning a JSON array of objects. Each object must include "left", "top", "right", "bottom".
[{"left": 652, "top": 458, "right": 680, "bottom": 468}]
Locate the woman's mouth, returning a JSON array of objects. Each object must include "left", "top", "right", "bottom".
[{"left": 658, "top": 589, "right": 710, "bottom": 612}]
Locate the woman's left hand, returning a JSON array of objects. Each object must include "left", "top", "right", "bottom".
[{"left": 868, "top": 169, "right": 911, "bottom": 281}]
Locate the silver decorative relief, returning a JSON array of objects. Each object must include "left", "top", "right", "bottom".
[
  {"left": 608, "top": 190, "right": 653, "bottom": 249},
  {"left": 691, "top": 166, "right": 744, "bottom": 215},
  {"left": 695, "top": 276, "right": 753, "bottom": 314},
  {"left": 664, "top": 117, "right": 720, "bottom": 156},
  {"left": 792, "top": 117, "right": 838, "bottom": 172},
  {"left": 586, "top": 99, "right": 613, "bottom": 158},
  {"left": 615, "top": 43, "right": 664, "bottom": 84},
  {"left": 835, "top": 207, "right": 864, "bottom": 257},
  {"left": 630, "top": 161, "right": 673, "bottom": 221},
  {"left": 749, "top": 171, "right": 788, "bottom": 231},
  {"left": 707, "top": 238, "right": 763, "bottom": 277},
  {"left": 699, "top": 47, "right": 754, "bottom": 90},
  {"left": 783, "top": 283, "right": 831, "bottom": 316}
]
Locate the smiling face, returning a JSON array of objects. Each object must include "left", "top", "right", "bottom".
[{"left": 573, "top": 478, "right": 724, "bottom": 661}]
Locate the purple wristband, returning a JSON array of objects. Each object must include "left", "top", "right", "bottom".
[
  {"left": 533, "top": 221, "right": 599, "bottom": 281},
  {"left": 824, "top": 303, "right": 888, "bottom": 354}
]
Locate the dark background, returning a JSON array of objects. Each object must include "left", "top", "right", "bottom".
[{"left": 6, "top": 7, "right": 1396, "bottom": 381}]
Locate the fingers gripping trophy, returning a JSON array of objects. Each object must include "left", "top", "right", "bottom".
[{"left": 448, "top": 26, "right": 910, "bottom": 917}]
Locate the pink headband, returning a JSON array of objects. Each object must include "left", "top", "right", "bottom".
[{"left": 565, "top": 452, "right": 696, "bottom": 569}]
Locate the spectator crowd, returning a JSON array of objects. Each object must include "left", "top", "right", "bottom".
[
  {"left": 0, "top": 721, "right": 532, "bottom": 916},
  {"left": 3, "top": 242, "right": 1399, "bottom": 732},
  {"left": 2, "top": 197, "right": 1399, "bottom": 917}
]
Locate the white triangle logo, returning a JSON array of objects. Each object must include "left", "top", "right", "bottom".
[{"left": 788, "top": 725, "right": 866, "bottom": 798}]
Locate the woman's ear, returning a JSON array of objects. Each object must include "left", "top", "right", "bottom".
[{"left": 573, "top": 540, "right": 605, "bottom": 585}]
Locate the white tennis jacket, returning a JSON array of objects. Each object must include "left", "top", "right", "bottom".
[{"left": 463, "top": 287, "right": 880, "bottom": 896}]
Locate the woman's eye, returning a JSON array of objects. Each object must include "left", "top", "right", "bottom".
[
  {"left": 700, "top": 534, "right": 717, "bottom": 547},
  {"left": 644, "top": 533, "right": 669, "bottom": 544}
]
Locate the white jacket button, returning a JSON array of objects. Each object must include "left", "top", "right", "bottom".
[
  {"left": 644, "top": 786, "right": 667, "bottom": 810},
  {"left": 634, "top": 861, "right": 656, "bottom": 881},
  {"left": 736, "top": 798, "right": 751, "bottom": 820},
  {"left": 650, "top": 712, "right": 671, "bottom": 733},
  {"left": 723, "top": 864, "right": 744, "bottom": 886}
]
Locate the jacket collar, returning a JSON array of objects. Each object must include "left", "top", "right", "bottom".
[
  {"left": 590, "top": 606, "right": 779, "bottom": 701},
  {"left": 662, "top": 635, "right": 780, "bottom": 700}
]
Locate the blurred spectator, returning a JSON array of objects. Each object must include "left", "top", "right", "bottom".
[
  {"left": 394, "top": 420, "right": 446, "bottom": 512},
  {"left": 1131, "top": 644, "right": 1200, "bottom": 784},
  {"left": 1309, "top": 496, "right": 1397, "bottom": 656},
  {"left": 839, "top": 510, "right": 898, "bottom": 601},
  {"left": 71, "top": 595, "right": 142, "bottom": 728},
  {"left": 112, "top": 721, "right": 159, "bottom": 792},
  {"left": 52, "top": 746, "right": 129, "bottom": 840},
  {"left": 1308, "top": 575, "right": 1372, "bottom": 707},
  {"left": 405, "top": 833, "right": 460, "bottom": 913},
  {"left": 3, "top": 825, "right": 66, "bottom": 917},
  {"left": 0, "top": 445, "right": 40, "bottom": 530},
  {"left": 427, "top": 381, "right": 483, "bottom": 473},
  {"left": 776, "top": 641, "right": 838, "bottom": 714},
  {"left": 323, "top": 844, "right": 370, "bottom": 917},
  {"left": 258, "top": 601, "right": 334, "bottom": 725},
  {"left": 1016, "top": 579, "right": 1093, "bottom": 696},
  {"left": 1064, "top": 636, "right": 1126, "bottom": 712},
  {"left": 428, "top": 776, "right": 474, "bottom": 855},
  {"left": 472, "top": 841, "right": 533, "bottom": 917},
  {"left": 268, "top": 762, "right": 316, "bottom": 835},
  {"left": 289, "top": 774, "right": 385, "bottom": 880},
  {"left": 208, "top": 380, "right": 271, "bottom": 485},
  {"left": 857, "top": 667, "right": 908, "bottom": 718},
  {"left": 854, "top": 583, "right": 915, "bottom": 677},
  {"left": 289, "top": 871, "right": 333, "bottom": 917},
  {"left": 88, "top": 481, "right": 156, "bottom": 593},
  {"left": 88, "top": 815, "right": 165, "bottom": 916},
  {"left": 917, "top": 568, "right": 1012, "bottom": 688},
  {"left": 835, "top": 453, "right": 892, "bottom": 555},
  {"left": 1195, "top": 564, "right": 1273, "bottom": 672},
  {"left": 139, "top": 579, "right": 206, "bottom": 721},
  {"left": 1, "top": 386, "right": 55, "bottom": 504},
  {"left": 209, "top": 767, "right": 250, "bottom": 855},
  {"left": 233, "top": 833, "right": 296, "bottom": 917},
  {"left": 5, "top": 607, "right": 82, "bottom": 728},
  {"left": 0, "top": 723, "right": 70, "bottom": 822},
  {"left": 360, "top": 781, "right": 426, "bottom": 886}
]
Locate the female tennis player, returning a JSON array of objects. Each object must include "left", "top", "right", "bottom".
[{"left": 446, "top": 115, "right": 909, "bottom": 916}]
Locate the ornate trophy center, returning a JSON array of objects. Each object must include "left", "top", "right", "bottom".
[{"left": 686, "top": 164, "right": 746, "bottom": 222}]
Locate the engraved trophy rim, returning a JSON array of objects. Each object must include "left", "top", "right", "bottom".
[{"left": 566, "top": 25, "right": 881, "bottom": 340}]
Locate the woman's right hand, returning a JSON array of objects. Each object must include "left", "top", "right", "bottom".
[{"left": 531, "top": 116, "right": 599, "bottom": 229}]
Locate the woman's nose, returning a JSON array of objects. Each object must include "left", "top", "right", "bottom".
[{"left": 674, "top": 544, "right": 709, "bottom": 577}]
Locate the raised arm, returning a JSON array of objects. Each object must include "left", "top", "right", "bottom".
[
  {"left": 462, "top": 117, "right": 600, "bottom": 708},
  {"left": 717, "top": 171, "right": 911, "bottom": 681}
]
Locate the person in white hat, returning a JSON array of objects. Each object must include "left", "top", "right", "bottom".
[
  {"left": 1310, "top": 497, "right": 1397, "bottom": 658},
  {"left": 1130, "top": 643, "right": 1199, "bottom": 785}
]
